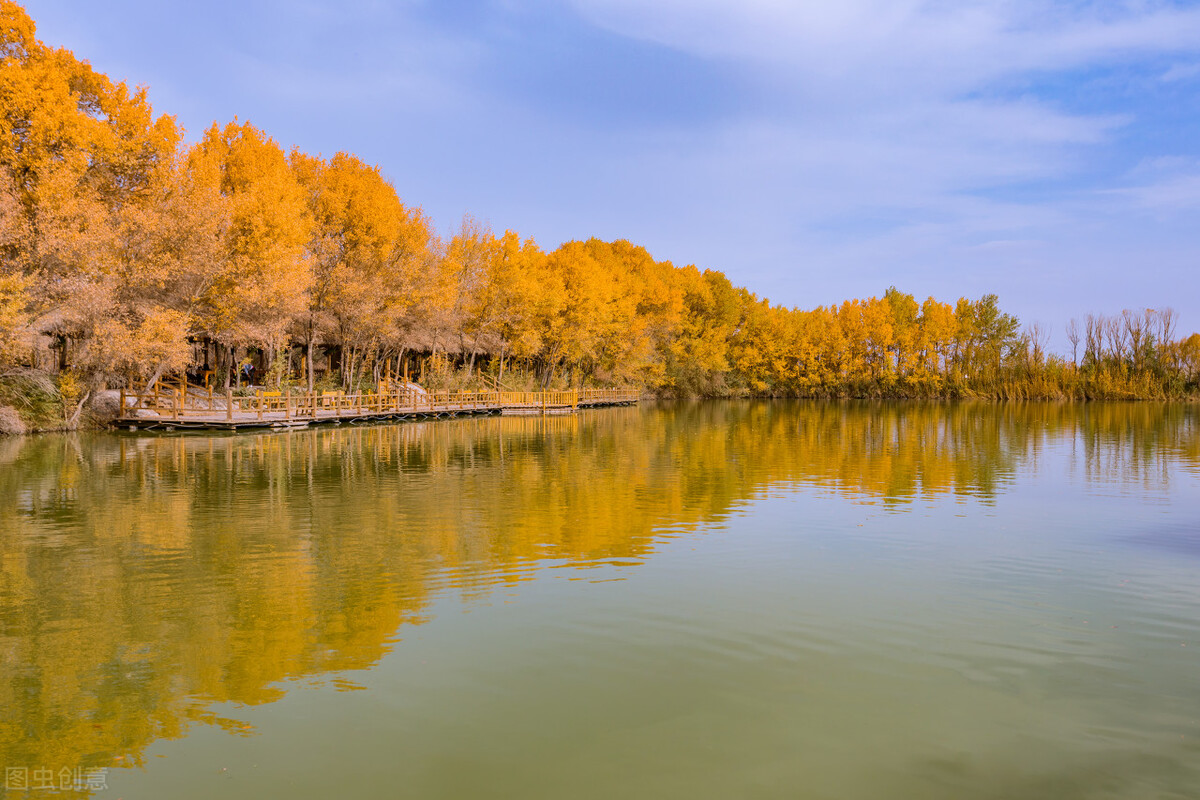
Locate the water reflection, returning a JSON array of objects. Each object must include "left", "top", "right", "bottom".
[{"left": 0, "top": 401, "right": 1197, "bottom": 792}]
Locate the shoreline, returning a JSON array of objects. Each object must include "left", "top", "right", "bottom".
[{"left": 3, "top": 391, "right": 1198, "bottom": 438}]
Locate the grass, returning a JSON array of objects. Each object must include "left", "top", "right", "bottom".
[{"left": 0, "top": 370, "right": 66, "bottom": 432}]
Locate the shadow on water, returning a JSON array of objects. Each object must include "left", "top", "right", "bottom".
[{"left": 0, "top": 400, "right": 1197, "bottom": 790}]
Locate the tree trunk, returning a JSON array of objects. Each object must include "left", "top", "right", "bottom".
[
  {"left": 145, "top": 359, "right": 170, "bottom": 392},
  {"left": 346, "top": 346, "right": 357, "bottom": 393},
  {"left": 263, "top": 343, "right": 274, "bottom": 388},
  {"left": 66, "top": 389, "right": 91, "bottom": 431},
  {"left": 306, "top": 338, "right": 315, "bottom": 393}
]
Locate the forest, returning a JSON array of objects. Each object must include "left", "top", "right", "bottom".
[{"left": 2, "top": 0, "right": 1199, "bottom": 432}]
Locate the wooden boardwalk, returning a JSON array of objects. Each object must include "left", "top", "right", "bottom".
[{"left": 116, "top": 387, "right": 640, "bottom": 431}]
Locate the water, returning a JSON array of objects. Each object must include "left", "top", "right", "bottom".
[{"left": 1, "top": 401, "right": 1199, "bottom": 799}]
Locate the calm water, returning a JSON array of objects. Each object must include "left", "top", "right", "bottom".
[{"left": 2, "top": 401, "right": 1200, "bottom": 799}]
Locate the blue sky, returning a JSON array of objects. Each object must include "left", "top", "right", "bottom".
[{"left": 22, "top": 0, "right": 1200, "bottom": 340}]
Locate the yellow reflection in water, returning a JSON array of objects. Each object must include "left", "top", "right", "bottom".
[{"left": 0, "top": 401, "right": 1196, "bottom": 789}]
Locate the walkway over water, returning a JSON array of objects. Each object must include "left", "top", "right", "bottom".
[{"left": 117, "top": 386, "right": 640, "bottom": 430}]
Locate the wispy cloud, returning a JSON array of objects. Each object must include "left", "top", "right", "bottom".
[
  {"left": 1104, "top": 158, "right": 1200, "bottom": 211},
  {"left": 1161, "top": 61, "right": 1200, "bottom": 81},
  {"left": 569, "top": 1, "right": 1200, "bottom": 83}
]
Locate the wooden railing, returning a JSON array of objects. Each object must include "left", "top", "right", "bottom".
[
  {"left": 579, "top": 388, "right": 641, "bottom": 405},
  {"left": 116, "top": 384, "right": 641, "bottom": 425}
]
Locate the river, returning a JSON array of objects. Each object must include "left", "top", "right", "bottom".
[{"left": 1, "top": 401, "right": 1198, "bottom": 798}]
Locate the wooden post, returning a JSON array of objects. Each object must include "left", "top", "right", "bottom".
[
  {"left": 226, "top": 389, "right": 233, "bottom": 422},
  {"left": 285, "top": 389, "right": 291, "bottom": 420}
]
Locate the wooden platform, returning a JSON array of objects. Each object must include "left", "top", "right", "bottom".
[{"left": 116, "top": 387, "right": 640, "bottom": 431}]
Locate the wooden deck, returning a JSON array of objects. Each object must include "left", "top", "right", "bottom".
[{"left": 116, "top": 387, "right": 640, "bottom": 431}]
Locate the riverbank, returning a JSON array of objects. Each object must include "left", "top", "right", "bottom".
[
  {"left": 2, "top": 368, "right": 1196, "bottom": 436},
  {"left": 0, "top": 372, "right": 121, "bottom": 435}
]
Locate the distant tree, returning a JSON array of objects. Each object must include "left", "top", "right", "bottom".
[{"left": 1065, "top": 318, "right": 1081, "bottom": 366}]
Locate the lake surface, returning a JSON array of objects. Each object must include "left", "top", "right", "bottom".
[{"left": 2, "top": 401, "right": 1199, "bottom": 799}]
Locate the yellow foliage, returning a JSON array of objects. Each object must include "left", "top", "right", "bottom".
[
  {"left": 55, "top": 368, "right": 82, "bottom": 400},
  {"left": 189, "top": 120, "right": 311, "bottom": 347},
  {"left": 1, "top": 1, "right": 1195, "bottom": 400},
  {"left": 0, "top": 272, "right": 29, "bottom": 359}
]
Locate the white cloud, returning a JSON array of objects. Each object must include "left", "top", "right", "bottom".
[
  {"left": 560, "top": 0, "right": 1175, "bottom": 190},
  {"left": 1161, "top": 61, "right": 1200, "bottom": 81},
  {"left": 569, "top": 0, "right": 1200, "bottom": 86},
  {"left": 1103, "top": 158, "right": 1200, "bottom": 210},
  {"left": 559, "top": 2, "right": 1200, "bottom": 253}
]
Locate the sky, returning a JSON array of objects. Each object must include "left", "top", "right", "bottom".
[{"left": 20, "top": 0, "right": 1200, "bottom": 341}]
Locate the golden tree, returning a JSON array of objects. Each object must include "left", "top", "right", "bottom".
[
  {"left": 1, "top": 0, "right": 181, "bottom": 393},
  {"left": 293, "top": 151, "right": 433, "bottom": 389},
  {"left": 189, "top": 120, "right": 311, "bottom": 385}
]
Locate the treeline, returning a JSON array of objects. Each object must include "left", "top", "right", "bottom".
[{"left": 1, "top": 1, "right": 1198, "bottom": 411}]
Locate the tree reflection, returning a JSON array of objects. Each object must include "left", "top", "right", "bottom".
[{"left": 0, "top": 402, "right": 1196, "bottom": 789}]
